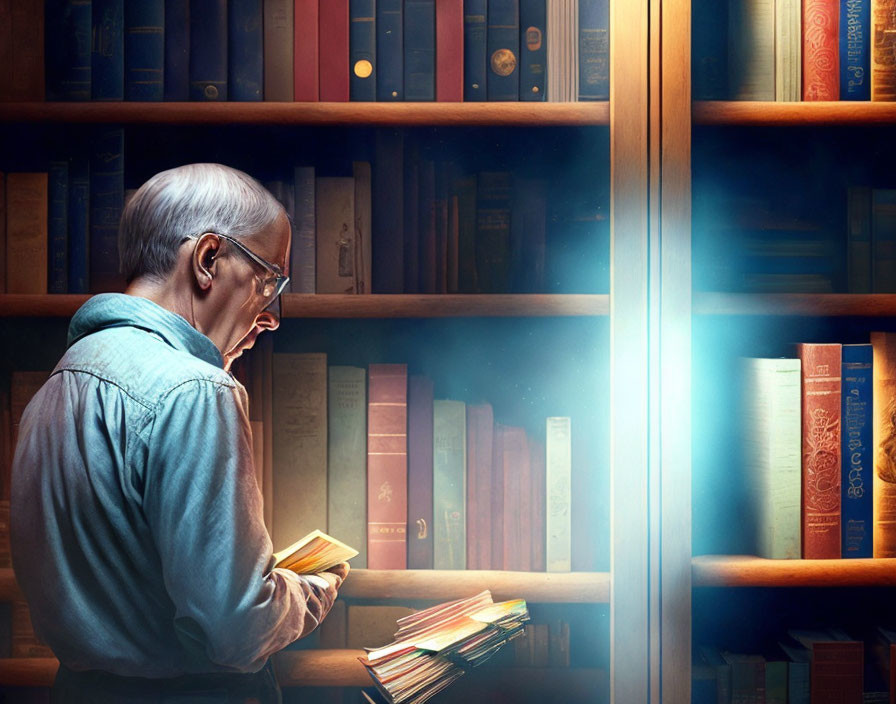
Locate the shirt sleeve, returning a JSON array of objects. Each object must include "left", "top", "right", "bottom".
[{"left": 142, "top": 377, "right": 335, "bottom": 673}]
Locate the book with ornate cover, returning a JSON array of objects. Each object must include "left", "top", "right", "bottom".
[
  {"left": 872, "top": 332, "right": 896, "bottom": 557},
  {"left": 124, "top": 0, "right": 164, "bottom": 101},
  {"left": 272, "top": 528, "right": 358, "bottom": 573},
  {"left": 351, "top": 0, "right": 377, "bottom": 101},
  {"left": 546, "top": 417, "right": 571, "bottom": 571},
  {"left": 578, "top": 0, "right": 608, "bottom": 100},
  {"left": 802, "top": 0, "right": 839, "bottom": 100},
  {"left": 368, "top": 364, "right": 408, "bottom": 569},
  {"left": 487, "top": 0, "right": 520, "bottom": 101},
  {"left": 377, "top": 0, "right": 403, "bottom": 100},
  {"left": 436, "top": 0, "right": 463, "bottom": 101},
  {"left": 320, "top": 0, "right": 350, "bottom": 101},
  {"left": 520, "top": 0, "right": 547, "bottom": 100},
  {"left": 294, "top": 0, "right": 319, "bottom": 101},
  {"left": 6, "top": 173, "right": 48, "bottom": 295},
  {"left": 728, "top": 0, "right": 774, "bottom": 100},
  {"left": 264, "top": 0, "right": 294, "bottom": 101},
  {"left": 841, "top": 0, "right": 870, "bottom": 99},
  {"left": 408, "top": 375, "right": 434, "bottom": 569},
  {"left": 796, "top": 343, "right": 842, "bottom": 559},
  {"left": 433, "top": 400, "right": 467, "bottom": 570},
  {"left": 189, "top": 0, "right": 227, "bottom": 100},
  {"left": 872, "top": 0, "right": 896, "bottom": 100},
  {"left": 842, "top": 344, "right": 873, "bottom": 558},
  {"left": 229, "top": 0, "right": 264, "bottom": 101},
  {"left": 463, "top": 0, "right": 488, "bottom": 101},
  {"left": 465, "top": 403, "right": 494, "bottom": 570}
]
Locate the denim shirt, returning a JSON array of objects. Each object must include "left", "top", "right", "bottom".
[{"left": 10, "top": 294, "right": 332, "bottom": 677}]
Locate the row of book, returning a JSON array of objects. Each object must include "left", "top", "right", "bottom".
[
  {"left": 265, "top": 357, "right": 578, "bottom": 572},
  {"left": 694, "top": 0, "right": 896, "bottom": 102},
  {"left": 7, "top": 0, "right": 610, "bottom": 104}
]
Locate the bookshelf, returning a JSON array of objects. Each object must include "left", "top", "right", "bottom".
[
  {"left": 693, "top": 100, "right": 896, "bottom": 125},
  {"left": 692, "top": 556, "right": 896, "bottom": 588},
  {"left": 692, "top": 293, "right": 896, "bottom": 317}
]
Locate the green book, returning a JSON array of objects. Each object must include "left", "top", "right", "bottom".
[{"left": 433, "top": 400, "right": 466, "bottom": 569}]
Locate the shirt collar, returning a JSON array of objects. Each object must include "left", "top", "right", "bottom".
[{"left": 67, "top": 293, "right": 224, "bottom": 369}]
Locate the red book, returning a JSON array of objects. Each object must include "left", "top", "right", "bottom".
[
  {"left": 435, "top": 0, "right": 463, "bottom": 101},
  {"left": 407, "top": 375, "right": 434, "bottom": 569},
  {"left": 319, "top": 0, "right": 349, "bottom": 101},
  {"left": 502, "top": 425, "right": 531, "bottom": 571},
  {"left": 802, "top": 0, "right": 839, "bottom": 100},
  {"left": 797, "top": 343, "right": 842, "bottom": 559},
  {"left": 529, "top": 438, "right": 545, "bottom": 571},
  {"left": 465, "top": 403, "right": 494, "bottom": 569},
  {"left": 810, "top": 641, "right": 863, "bottom": 704},
  {"left": 294, "top": 0, "right": 319, "bottom": 100},
  {"left": 367, "top": 364, "right": 408, "bottom": 569}
]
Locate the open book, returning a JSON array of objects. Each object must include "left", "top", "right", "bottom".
[{"left": 273, "top": 529, "right": 358, "bottom": 574}]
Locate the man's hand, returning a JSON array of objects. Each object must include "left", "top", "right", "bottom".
[{"left": 317, "top": 561, "right": 350, "bottom": 591}]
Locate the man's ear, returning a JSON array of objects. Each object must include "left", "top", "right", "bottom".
[{"left": 192, "top": 233, "right": 220, "bottom": 291}]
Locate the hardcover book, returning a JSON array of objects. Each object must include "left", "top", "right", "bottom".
[
  {"left": 229, "top": 0, "right": 264, "bottom": 101},
  {"left": 841, "top": 344, "right": 873, "bottom": 558},
  {"left": 546, "top": 417, "right": 571, "bottom": 571},
  {"left": 48, "top": 161, "right": 69, "bottom": 294},
  {"left": 294, "top": 0, "right": 319, "bottom": 101},
  {"left": 405, "top": 0, "right": 436, "bottom": 100},
  {"left": 264, "top": 0, "right": 294, "bottom": 101},
  {"left": 291, "top": 166, "right": 316, "bottom": 293},
  {"left": 316, "top": 177, "right": 357, "bottom": 294},
  {"left": 463, "top": 0, "right": 488, "bottom": 101},
  {"left": 124, "top": 0, "right": 164, "bottom": 101},
  {"left": 465, "top": 403, "right": 494, "bottom": 570},
  {"left": 578, "top": 0, "right": 608, "bottom": 100},
  {"left": 872, "top": 0, "right": 896, "bottom": 100},
  {"left": 46, "top": 0, "right": 91, "bottom": 101},
  {"left": 802, "top": 0, "right": 839, "bottom": 100},
  {"left": 350, "top": 0, "right": 377, "bottom": 101},
  {"left": 872, "top": 332, "right": 896, "bottom": 557},
  {"left": 91, "top": 0, "right": 124, "bottom": 100},
  {"left": 529, "top": 438, "right": 546, "bottom": 570},
  {"left": 89, "top": 128, "right": 125, "bottom": 293},
  {"left": 501, "top": 425, "right": 531, "bottom": 571},
  {"left": 433, "top": 400, "right": 467, "bottom": 570},
  {"left": 487, "top": 0, "right": 520, "bottom": 101},
  {"left": 353, "top": 161, "right": 373, "bottom": 294},
  {"left": 519, "top": 0, "right": 547, "bottom": 100},
  {"left": 164, "top": 0, "right": 189, "bottom": 100},
  {"left": 372, "top": 129, "right": 404, "bottom": 293},
  {"left": 320, "top": 0, "right": 350, "bottom": 101},
  {"left": 407, "top": 375, "right": 434, "bottom": 569},
  {"left": 840, "top": 0, "right": 870, "bottom": 100},
  {"left": 728, "top": 0, "right": 774, "bottom": 101},
  {"left": 189, "top": 0, "right": 228, "bottom": 100},
  {"left": 376, "top": 0, "right": 403, "bottom": 100},
  {"left": 436, "top": 0, "right": 463, "bottom": 101},
  {"left": 6, "top": 173, "right": 48, "bottom": 295},
  {"left": 775, "top": 0, "right": 800, "bottom": 101}
]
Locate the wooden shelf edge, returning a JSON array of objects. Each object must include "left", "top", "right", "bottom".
[
  {"left": 693, "top": 100, "right": 896, "bottom": 125},
  {"left": 692, "top": 554, "right": 896, "bottom": 587},
  {"left": 0, "top": 102, "right": 610, "bottom": 127},
  {"left": 693, "top": 292, "right": 896, "bottom": 317}
]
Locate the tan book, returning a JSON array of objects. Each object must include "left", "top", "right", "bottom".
[
  {"left": 264, "top": 0, "right": 294, "bottom": 101},
  {"left": 6, "top": 173, "right": 48, "bottom": 294},
  {"left": 775, "top": 0, "right": 800, "bottom": 101},
  {"left": 273, "top": 528, "right": 358, "bottom": 573},
  {"left": 316, "top": 177, "right": 356, "bottom": 294}
]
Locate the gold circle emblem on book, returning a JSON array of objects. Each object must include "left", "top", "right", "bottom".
[
  {"left": 354, "top": 60, "right": 373, "bottom": 78},
  {"left": 525, "top": 27, "right": 543, "bottom": 51},
  {"left": 204, "top": 85, "right": 219, "bottom": 100},
  {"left": 490, "top": 49, "right": 517, "bottom": 76}
]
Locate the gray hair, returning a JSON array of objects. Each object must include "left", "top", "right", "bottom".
[{"left": 119, "top": 163, "right": 285, "bottom": 283}]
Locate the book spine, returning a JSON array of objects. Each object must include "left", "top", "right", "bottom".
[
  {"left": 728, "top": 0, "right": 774, "bottom": 101},
  {"left": 476, "top": 171, "right": 512, "bottom": 293},
  {"left": 367, "top": 364, "right": 408, "bottom": 570},
  {"left": 456, "top": 174, "right": 477, "bottom": 292},
  {"left": 510, "top": 177, "right": 547, "bottom": 292},
  {"left": 436, "top": 0, "right": 463, "bottom": 101},
  {"left": 530, "top": 438, "right": 545, "bottom": 570},
  {"left": 125, "top": 0, "right": 164, "bottom": 101},
  {"left": 0, "top": 172, "right": 5, "bottom": 293},
  {"left": 291, "top": 166, "right": 315, "bottom": 293},
  {"left": 774, "top": 0, "right": 801, "bottom": 102},
  {"left": 841, "top": 0, "right": 870, "bottom": 99},
  {"left": 264, "top": 0, "right": 294, "bottom": 101},
  {"left": 320, "top": 0, "right": 350, "bottom": 101},
  {"left": 372, "top": 129, "right": 404, "bottom": 293},
  {"left": 546, "top": 417, "right": 571, "bottom": 571},
  {"left": 872, "top": 332, "right": 896, "bottom": 557},
  {"left": 842, "top": 344, "right": 873, "bottom": 558},
  {"left": 91, "top": 0, "right": 123, "bottom": 100},
  {"left": 350, "top": 0, "right": 377, "bottom": 101},
  {"left": 402, "top": 140, "right": 420, "bottom": 293},
  {"left": 802, "top": 0, "right": 839, "bottom": 100},
  {"left": 327, "top": 366, "right": 368, "bottom": 568},
  {"left": 435, "top": 165, "right": 449, "bottom": 293},
  {"left": 407, "top": 375, "right": 434, "bottom": 569},
  {"left": 465, "top": 403, "right": 493, "bottom": 569},
  {"left": 519, "top": 0, "right": 546, "bottom": 100},
  {"left": 847, "top": 186, "right": 872, "bottom": 293},
  {"left": 353, "top": 161, "right": 372, "bottom": 294},
  {"left": 89, "top": 128, "right": 124, "bottom": 293},
  {"left": 418, "top": 160, "right": 437, "bottom": 293},
  {"left": 487, "top": 0, "right": 519, "bottom": 100},
  {"left": 872, "top": 0, "right": 896, "bottom": 100},
  {"left": 433, "top": 400, "right": 466, "bottom": 570},
  {"left": 578, "top": 0, "right": 608, "bottom": 100},
  {"left": 404, "top": 0, "right": 435, "bottom": 100},
  {"left": 501, "top": 425, "right": 530, "bottom": 570},
  {"left": 271, "top": 353, "right": 328, "bottom": 551},
  {"left": 376, "top": 0, "right": 402, "bottom": 100},
  {"left": 810, "top": 642, "right": 864, "bottom": 701},
  {"left": 873, "top": 189, "right": 896, "bottom": 292},
  {"left": 5, "top": 173, "right": 48, "bottom": 295},
  {"left": 463, "top": 0, "right": 488, "bottom": 101},
  {"left": 797, "top": 343, "right": 842, "bottom": 559},
  {"left": 45, "top": 0, "right": 92, "bottom": 101},
  {"left": 229, "top": 0, "right": 264, "bottom": 101},
  {"left": 67, "top": 156, "right": 89, "bottom": 294},
  {"left": 189, "top": 0, "right": 227, "bottom": 100},
  {"left": 692, "top": 0, "right": 728, "bottom": 99},
  {"left": 490, "top": 422, "right": 505, "bottom": 569},
  {"left": 315, "top": 177, "right": 356, "bottom": 294},
  {"left": 7, "top": 0, "right": 44, "bottom": 101},
  {"left": 164, "top": 0, "right": 189, "bottom": 100},
  {"left": 47, "top": 161, "right": 69, "bottom": 294},
  {"left": 294, "top": 0, "right": 319, "bottom": 101}
]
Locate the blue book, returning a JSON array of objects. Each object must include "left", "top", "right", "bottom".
[
  {"left": 229, "top": 0, "right": 263, "bottom": 100},
  {"left": 46, "top": 0, "right": 92, "bottom": 101},
  {"left": 68, "top": 156, "right": 90, "bottom": 294},
  {"left": 164, "top": 0, "right": 189, "bottom": 100},
  {"left": 578, "top": 0, "right": 609, "bottom": 100},
  {"left": 486, "top": 0, "right": 519, "bottom": 101},
  {"left": 404, "top": 0, "right": 435, "bottom": 100},
  {"left": 463, "top": 0, "right": 487, "bottom": 101},
  {"left": 91, "top": 0, "right": 124, "bottom": 100},
  {"left": 842, "top": 343, "right": 873, "bottom": 558},
  {"left": 48, "top": 161, "right": 69, "bottom": 294},
  {"left": 125, "top": 0, "right": 164, "bottom": 101},
  {"left": 376, "top": 0, "right": 402, "bottom": 100},
  {"left": 189, "top": 0, "right": 228, "bottom": 100},
  {"left": 840, "top": 0, "right": 870, "bottom": 100},
  {"left": 350, "top": 0, "right": 377, "bottom": 101},
  {"left": 519, "top": 0, "right": 545, "bottom": 100},
  {"left": 89, "top": 128, "right": 125, "bottom": 293}
]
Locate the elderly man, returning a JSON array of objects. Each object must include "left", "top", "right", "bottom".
[{"left": 10, "top": 164, "right": 347, "bottom": 702}]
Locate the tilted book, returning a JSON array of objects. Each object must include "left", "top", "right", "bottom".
[{"left": 872, "top": 332, "right": 896, "bottom": 557}]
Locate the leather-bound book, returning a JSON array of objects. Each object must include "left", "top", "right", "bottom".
[
  {"left": 802, "top": 0, "right": 839, "bottom": 100},
  {"left": 320, "top": 0, "right": 350, "bottom": 101},
  {"left": 436, "top": 0, "right": 463, "bottom": 101},
  {"left": 466, "top": 403, "right": 494, "bottom": 570},
  {"left": 407, "top": 375, "right": 434, "bottom": 569},
  {"left": 294, "top": 0, "right": 319, "bottom": 101}
]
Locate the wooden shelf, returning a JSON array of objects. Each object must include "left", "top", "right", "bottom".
[
  {"left": 0, "top": 293, "right": 609, "bottom": 318},
  {"left": 692, "top": 555, "right": 896, "bottom": 587},
  {"left": 693, "top": 292, "right": 896, "bottom": 317},
  {"left": 0, "top": 102, "right": 609, "bottom": 127},
  {"left": 694, "top": 100, "right": 896, "bottom": 126}
]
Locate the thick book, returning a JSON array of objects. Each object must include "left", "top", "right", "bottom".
[
  {"left": 407, "top": 375, "right": 434, "bottom": 569},
  {"left": 546, "top": 417, "right": 571, "bottom": 571},
  {"left": 872, "top": 189, "right": 896, "bottom": 292},
  {"left": 271, "top": 353, "right": 328, "bottom": 552},
  {"left": 775, "top": 0, "right": 800, "bottom": 102},
  {"left": 872, "top": 0, "right": 896, "bottom": 100},
  {"left": 46, "top": 0, "right": 92, "bottom": 101},
  {"left": 124, "top": 0, "right": 164, "bottom": 101},
  {"left": 476, "top": 171, "right": 512, "bottom": 293},
  {"left": 273, "top": 528, "right": 359, "bottom": 573},
  {"left": 164, "top": 0, "right": 189, "bottom": 100},
  {"left": 353, "top": 161, "right": 373, "bottom": 294},
  {"left": 89, "top": 128, "right": 125, "bottom": 293},
  {"left": 436, "top": 0, "right": 463, "bottom": 101},
  {"left": 802, "top": 0, "right": 839, "bottom": 100},
  {"left": 433, "top": 400, "right": 466, "bottom": 570},
  {"left": 404, "top": 0, "right": 435, "bottom": 100},
  {"left": 316, "top": 176, "right": 357, "bottom": 294},
  {"left": 872, "top": 332, "right": 896, "bottom": 557},
  {"left": 728, "top": 0, "right": 774, "bottom": 101},
  {"left": 264, "top": 0, "right": 294, "bottom": 101},
  {"left": 842, "top": 344, "right": 873, "bottom": 558},
  {"left": 6, "top": 173, "right": 48, "bottom": 295},
  {"left": 487, "top": 0, "right": 520, "bottom": 101},
  {"left": 847, "top": 186, "right": 872, "bottom": 293},
  {"left": 190, "top": 0, "right": 227, "bottom": 100},
  {"left": 91, "top": 0, "right": 124, "bottom": 100},
  {"left": 229, "top": 0, "right": 264, "bottom": 101},
  {"left": 376, "top": 0, "right": 403, "bottom": 100},
  {"left": 465, "top": 403, "right": 494, "bottom": 570},
  {"left": 841, "top": 0, "right": 870, "bottom": 99},
  {"left": 48, "top": 161, "right": 69, "bottom": 294},
  {"left": 578, "top": 0, "right": 608, "bottom": 100},
  {"left": 372, "top": 129, "right": 404, "bottom": 293},
  {"left": 294, "top": 0, "right": 319, "bottom": 101},
  {"left": 350, "top": 0, "right": 377, "bottom": 101},
  {"left": 519, "top": 0, "right": 546, "bottom": 100},
  {"left": 797, "top": 343, "right": 842, "bottom": 559},
  {"left": 67, "top": 155, "right": 89, "bottom": 294},
  {"left": 320, "top": 0, "right": 350, "bottom": 101},
  {"left": 501, "top": 425, "right": 531, "bottom": 571},
  {"left": 367, "top": 364, "right": 408, "bottom": 569},
  {"left": 463, "top": 0, "right": 488, "bottom": 101},
  {"left": 328, "top": 366, "right": 368, "bottom": 568},
  {"left": 291, "top": 166, "right": 315, "bottom": 293},
  {"left": 742, "top": 358, "right": 801, "bottom": 559}
]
